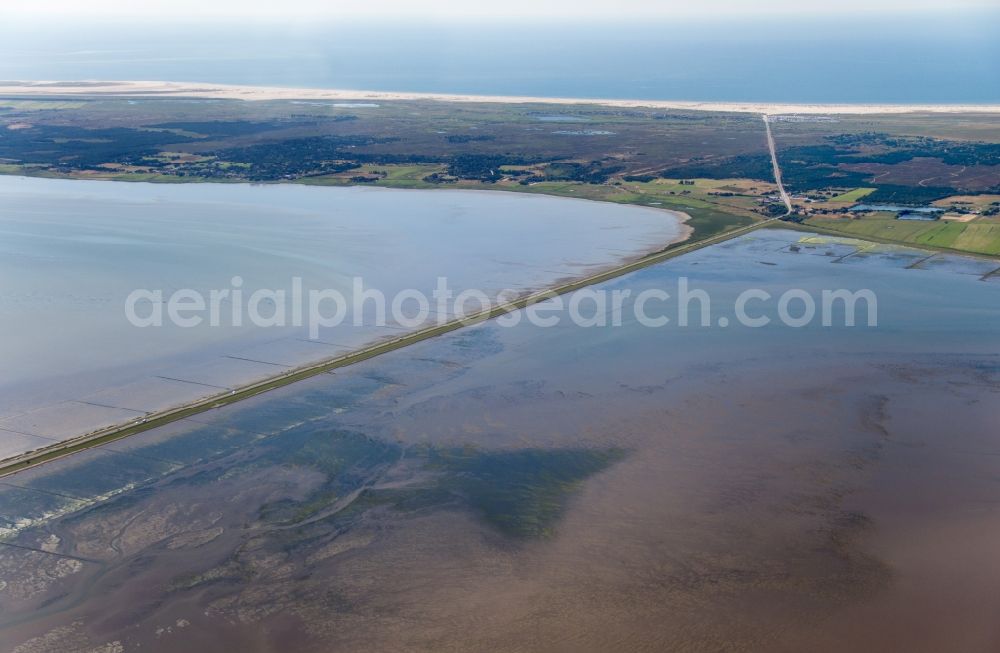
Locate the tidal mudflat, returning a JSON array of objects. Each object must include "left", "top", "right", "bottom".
[
  {"left": 1, "top": 230, "right": 998, "bottom": 652},
  {"left": 0, "top": 176, "right": 687, "bottom": 458}
]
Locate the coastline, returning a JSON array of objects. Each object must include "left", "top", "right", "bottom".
[{"left": 4, "top": 80, "right": 1000, "bottom": 115}]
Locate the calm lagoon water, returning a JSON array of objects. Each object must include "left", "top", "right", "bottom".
[
  {"left": 1, "top": 229, "right": 998, "bottom": 651},
  {"left": 852, "top": 204, "right": 944, "bottom": 214},
  {"left": 0, "top": 175, "right": 686, "bottom": 455}
]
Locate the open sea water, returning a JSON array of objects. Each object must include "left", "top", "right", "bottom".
[{"left": 1, "top": 13, "right": 998, "bottom": 103}]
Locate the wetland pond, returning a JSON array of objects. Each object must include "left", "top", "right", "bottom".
[{"left": 1, "top": 229, "right": 999, "bottom": 652}]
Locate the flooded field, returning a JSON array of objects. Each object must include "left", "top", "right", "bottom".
[
  {"left": 0, "top": 176, "right": 687, "bottom": 457},
  {"left": 1, "top": 229, "right": 999, "bottom": 652}
]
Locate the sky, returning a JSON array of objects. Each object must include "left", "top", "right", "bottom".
[{"left": 3, "top": 0, "right": 995, "bottom": 21}]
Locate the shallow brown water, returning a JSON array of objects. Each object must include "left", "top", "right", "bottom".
[{"left": 2, "top": 230, "right": 999, "bottom": 652}]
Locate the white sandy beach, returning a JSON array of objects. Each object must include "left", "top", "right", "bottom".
[{"left": 3, "top": 80, "right": 1000, "bottom": 115}]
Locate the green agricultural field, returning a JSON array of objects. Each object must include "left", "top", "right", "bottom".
[
  {"left": 805, "top": 215, "right": 1000, "bottom": 256},
  {"left": 303, "top": 163, "right": 446, "bottom": 189},
  {"left": 480, "top": 179, "right": 759, "bottom": 241},
  {"left": 949, "top": 223, "right": 1000, "bottom": 255},
  {"left": 828, "top": 187, "right": 876, "bottom": 203},
  {"left": 375, "top": 164, "right": 448, "bottom": 187}
]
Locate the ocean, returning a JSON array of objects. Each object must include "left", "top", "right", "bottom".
[{"left": 1, "top": 13, "right": 998, "bottom": 103}]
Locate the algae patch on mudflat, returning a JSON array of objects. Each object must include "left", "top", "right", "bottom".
[
  {"left": 427, "top": 447, "right": 625, "bottom": 538},
  {"left": 254, "top": 426, "right": 625, "bottom": 539}
]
